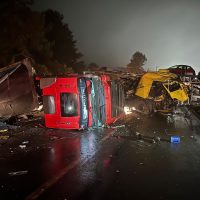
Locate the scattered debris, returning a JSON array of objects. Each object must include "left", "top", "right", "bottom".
[
  {"left": 113, "top": 130, "right": 181, "bottom": 144},
  {"left": 19, "top": 145, "right": 26, "bottom": 149},
  {"left": 22, "top": 141, "right": 29, "bottom": 144},
  {"left": 7, "top": 124, "right": 19, "bottom": 130},
  {"left": 0, "top": 122, "right": 8, "bottom": 133},
  {"left": 0, "top": 135, "right": 9, "bottom": 140},
  {"left": 38, "top": 124, "right": 45, "bottom": 128},
  {"left": 50, "top": 136, "right": 59, "bottom": 140},
  {"left": 136, "top": 132, "right": 141, "bottom": 136},
  {"left": 0, "top": 129, "right": 8, "bottom": 133},
  {"left": 139, "top": 162, "right": 144, "bottom": 165},
  {"left": 8, "top": 170, "right": 28, "bottom": 176},
  {"left": 18, "top": 114, "right": 28, "bottom": 120},
  {"left": 156, "top": 137, "right": 161, "bottom": 141}
]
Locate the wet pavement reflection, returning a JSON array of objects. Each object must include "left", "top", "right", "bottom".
[{"left": 0, "top": 106, "right": 200, "bottom": 199}]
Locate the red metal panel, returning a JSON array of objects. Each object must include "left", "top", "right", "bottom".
[
  {"left": 86, "top": 80, "right": 93, "bottom": 127},
  {"left": 100, "top": 75, "right": 114, "bottom": 125}
]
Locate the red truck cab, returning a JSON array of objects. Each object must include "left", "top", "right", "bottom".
[{"left": 41, "top": 74, "right": 124, "bottom": 130}]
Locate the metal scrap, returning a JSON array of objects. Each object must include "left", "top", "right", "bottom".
[{"left": 8, "top": 170, "right": 28, "bottom": 176}]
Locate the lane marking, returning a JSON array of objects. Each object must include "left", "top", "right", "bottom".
[{"left": 25, "top": 130, "right": 114, "bottom": 200}]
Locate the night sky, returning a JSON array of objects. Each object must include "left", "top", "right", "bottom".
[{"left": 34, "top": 0, "right": 200, "bottom": 72}]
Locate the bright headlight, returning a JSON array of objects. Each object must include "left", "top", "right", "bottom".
[
  {"left": 132, "top": 107, "right": 136, "bottom": 111},
  {"left": 124, "top": 106, "right": 132, "bottom": 115}
]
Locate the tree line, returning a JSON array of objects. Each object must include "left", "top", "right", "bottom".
[
  {"left": 0, "top": 0, "right": 83, "bottom": 75},
  {"left": 0, "top": 0, "right": 147, "bottom": 75}
]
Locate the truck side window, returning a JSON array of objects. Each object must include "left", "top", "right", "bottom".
[
  {"left": 60, "top": 93, "right": 78, "bottom": 117},
  {"left": 43, "top": 96, "right": 55, "bottom": 114}
]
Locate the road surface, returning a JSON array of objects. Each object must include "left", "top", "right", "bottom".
[{"left": 0, "top": 106, "right": 200, "bottom": 200}]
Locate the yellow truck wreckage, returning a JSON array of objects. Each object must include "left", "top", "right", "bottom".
[{"left": 125, "top": 69, "right": 189, "bottom": 114}]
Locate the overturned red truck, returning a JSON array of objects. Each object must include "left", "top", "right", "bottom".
[{"left": 41, "top": 74, "right": 125, "bottom": 129}]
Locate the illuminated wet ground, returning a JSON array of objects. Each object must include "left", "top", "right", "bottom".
[{"left": 0, "top": 106, "right": 200, "bottom": 200}]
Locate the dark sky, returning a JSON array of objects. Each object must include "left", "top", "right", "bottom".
[{"left": 34, "top": 0, "right": 200, "bottom": 72}]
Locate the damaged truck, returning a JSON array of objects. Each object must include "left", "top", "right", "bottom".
[
  {"left": 41, "top": 73, "right": 125, "bottom": 130},
  {"left": 125, "top": 69, "right": 189, "bottom": 115}
]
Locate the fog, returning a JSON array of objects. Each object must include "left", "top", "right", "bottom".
[{"left": 34, "top": 0, "right": 200, "bottom": 73}]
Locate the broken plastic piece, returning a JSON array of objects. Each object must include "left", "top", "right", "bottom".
[
  {"left": 136, "top": 132, "right": 140, "bottom": 136},
  {"left": 22, "top": 141, "right": 29, "bottom": 144},
  {"left": 19, "top": 145, "right": 26, "bottom": 149},
  {"left": 8, "top": 170, "right": 28, "bottom": 176},
  {"left": 156, "top": 137, "right": 161, "bottom": 141}
]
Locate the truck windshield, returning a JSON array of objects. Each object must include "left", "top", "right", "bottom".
[{"left": 60, "top": 93, "right": 78, "bottom": 117}]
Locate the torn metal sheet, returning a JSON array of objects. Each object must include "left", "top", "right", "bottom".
[{"left": 0, "top": 58, "right": 39, "bottom": 118}]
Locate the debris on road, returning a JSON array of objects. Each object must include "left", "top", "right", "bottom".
[
  {"left": 0, "top": 135, "right": 9, "bottom": 140},
  {"left": 22, "top": 141, "right": 29, "bottom": 144},
  {"left": 0, "top": 122, "right": 8, "bottom": 133},
  {"left": 8, "top": 170, "right": 28, "bottom": 176},
  {"left": 139, "top": 162, "right": 144, "bottom": 165},
  {"left": 113, "top": 129, "right": 181, "bottom": 144},
  {"left": 19, "top": 145, "right": 26, "bottom": 149},
  {"left": 0, "top": 58, "right": 39, "bottom": 119},
  {"left": 111, "top": 125, "right": 126, "bottom": 129},
  {"left": 38, "top": 124, "right": 45, "bottom": 128},
  {"left": 0, "top": 129, "right": 8, "bottom": 133},
  {"left": 50, "top": 136, "right": 59, "bottom": 141}
]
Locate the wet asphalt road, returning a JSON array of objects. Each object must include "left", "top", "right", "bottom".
[{"left": 1, "top": 106, "right": 200, "bottom": 200}]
